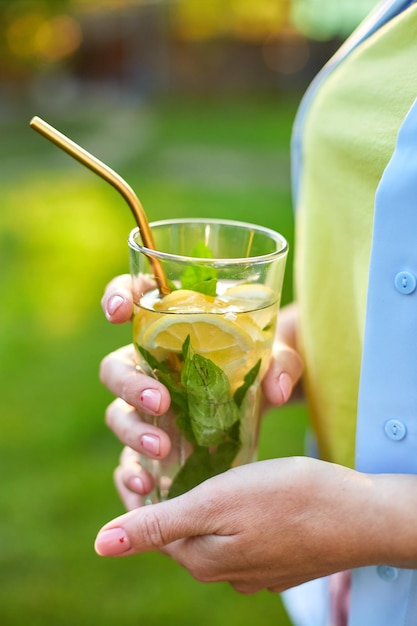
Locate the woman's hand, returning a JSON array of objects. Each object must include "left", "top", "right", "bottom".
[
  {"left": 94, "top": 456, "right": 406, "bottom": 594},
  {"left": 100, "top": 275, "right": 304, "bottom": 507},
  {"left": 100, "top": 275, "right": 172, "bottom": 505}
]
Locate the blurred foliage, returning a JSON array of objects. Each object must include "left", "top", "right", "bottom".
[
  {"left": 0, "top": 93, "right": 309, "bottom": 626},
  {"left": 0, "top": 0, "right": 380, "bottom": 81},
  {"left": 170, "top": 0, "right": 290, "bottom": 40},
  {"left": 291, "top": 0, "right": 380, "bottom": 39}
]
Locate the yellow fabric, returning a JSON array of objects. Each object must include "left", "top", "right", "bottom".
[{"left": 295, "top": 4, "right": 417, "bottom": 468}]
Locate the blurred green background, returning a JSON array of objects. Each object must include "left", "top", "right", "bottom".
[{"left": 0, "top": 1, "right": 377, "bottom": 625}]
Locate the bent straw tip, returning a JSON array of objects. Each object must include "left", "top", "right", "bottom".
[{"left": 29, "top": 116, "right": 47, "bottom": 130}]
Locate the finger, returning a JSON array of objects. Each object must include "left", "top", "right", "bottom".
[
  {"left": 99, "top": 344, "right": 171, "bottom": 415},
  {"left": 114, "top": 446, "right": 154, "bottom": 494},
  {"left": 262, "top": 342, "right": 304, "bottom": 407},
  {"left": 230, "top": 581, "right": 263, "bottom": 595},
  {"left": 94, "top": 483, "right": 218, "bottom": 557},
  {"left": 115, "top": 447, "right": 155, "bottom": 504},
  {"left": 106, "top": 399, "right": 171, "bottom": 459},
  {"left": 114, "top": 465, "right": 143, "bottom": 511},
  {"left": 101, "top": 274, "right": 134, "bottom": 324},
  {"left": 232, "top": 578, "right": 298, "bottom": 595}
]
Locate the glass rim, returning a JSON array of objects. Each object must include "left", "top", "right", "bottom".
[{"left": 128, "top": 218, "right": 288, "bottom": 265}]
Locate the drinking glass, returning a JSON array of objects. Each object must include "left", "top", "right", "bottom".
[{"left": 129, "top": 218, "right": 288, "bottom": 503}]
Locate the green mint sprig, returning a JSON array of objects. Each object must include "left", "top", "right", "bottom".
[
  {"left": 180, "top": 241, "right": 217, "bottom": 296},
  {"left": 167, "top": 437, "right": 240, "bottom": 499},
  {"left": 181, "top": 336, "right": 239, "bottom": 446},
  {"left": 137, "top": 337, "right": 261, "bottom": 498}
]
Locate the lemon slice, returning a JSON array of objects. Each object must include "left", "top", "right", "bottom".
[
  {"left": 217, "top": 284, "right": 275, "bottom": 309},
  {"left": 154, "top": 289, "right": 215, "bottom": 313},
  {"left": 142, "top": 313, "right": 254, "bottom": 353},
  {"left": 141, "top": 312, "right": 263, "bottom": 391},
  {"left": 218, "top": 284, "right": 278, "bottom": 333}
]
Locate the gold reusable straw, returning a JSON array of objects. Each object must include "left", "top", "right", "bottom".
[{"left": 29, "top": 116, "right": 170, "bottom": 296}]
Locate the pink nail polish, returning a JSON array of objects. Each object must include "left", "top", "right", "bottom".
[
  {"left": 129, "top": 476, "right": 144, "bottom": 493},
  {"left": 140, "top": 434, "right": 160, "bottom": 456},
  {"left": 278, "top": 372, "right": 292, "bottom": 403},
  {"left": 94, "top": 527, "right": 131, "bottom": 556},
  {"left": 107, "top": 295, "right": 124, "bottom": 316},
  {"left": 140, "top": 388, "right": 161, "bottom": 413}
]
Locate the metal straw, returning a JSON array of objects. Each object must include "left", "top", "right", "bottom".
[{"left": 29, "top": 116, "right": 170, "bottom": 295}]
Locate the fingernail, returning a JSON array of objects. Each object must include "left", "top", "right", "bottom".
[
  {"left": 129, "top": 476, "right": 144, "bottom": 493},
  {"left": 107, "top": 295, "right": 124, "bottom": 317},
  {"left": 278, "top": 372, "right": 292, "bottom": 403},
  {"left": 140, "top": 388, "right": 161, "bottom": 413},
  {"left": 95, "top": 527, "right": 131, "bottom": 556},
  {"left": 140, "top": 434, "right": 160, "bottom": 456}
]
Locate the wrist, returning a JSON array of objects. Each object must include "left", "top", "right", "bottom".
[
  {"left": 332, "top": 470, "right": 417, "bottom": 570},
  {"left": 367, "top": 473, "right": 417, "bottom": 568},
  {"left": 300, "top": 463, "right": 411, "bottom": 572}
]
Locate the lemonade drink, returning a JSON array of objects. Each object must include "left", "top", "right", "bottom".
[{"left": 129, "top": 219, "right": 288, "bottom": 502}]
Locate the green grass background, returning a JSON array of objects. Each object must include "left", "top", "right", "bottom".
[{"left": 0, "top": 95, "right": 309, "bottom": 625}]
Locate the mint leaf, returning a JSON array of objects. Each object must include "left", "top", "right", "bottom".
[
  {"left": 180, "top": 241, "right": 217, "bottom": 296},
  {"left": 136, "top": 343, "right": 188, "bottom": 414},
  {"left": 158, "top": 370, "right": 188, "bottom": 413},
  {"left": 182, "top": 339, "right": 239, "bottom": 446},
  {"left": 174, "top": 410, "right": 196, "bottom": 445},
  {"left": 168, "top": 438, "right": 241, "bottom": 498},
  {"left": 182, "top": 334, "right": 192, "bottom": 361},
  {"left": 137, "top": 329, "right": 251, "bottom": 499},
  {"left": 180, "top": 266, "right": 217, "bottom": 296},
  {"left": 190, "top": 241, "right": 214, "bottom": 258},
  {"left": 233, "top": 359, "right": 262, "bottom": 408},
  {"left": 137, "top": 344, "right": 169, "bottom": 373}
]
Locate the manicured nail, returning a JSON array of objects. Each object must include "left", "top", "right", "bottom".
[
  {"left": 95, "top": 527, "right": 131, "bottom": 556},
  {"left": 278, "top": 372, "right": 292, "bottom": 403},
  {"left": 140, "top": 388, "right": 161, "bottom": 413},
  {"left": 129, "top": 476, "right": 144, "bottom": 493},
  {"left": 107, "top": 295, "right": 124, "bottom": 317},
  {"left": 140, "top": 434, "right": 160, "bottom": 456}
]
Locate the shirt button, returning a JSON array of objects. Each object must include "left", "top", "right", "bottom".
[
  {"left": 377, "top": 565, "right": 399, "bottom": 582},
  {"left": 384, "top": 419, "right": 407, "bottom": 441},
  {"left": 394, "top": 271, "right": 416, "bottom": 294}
]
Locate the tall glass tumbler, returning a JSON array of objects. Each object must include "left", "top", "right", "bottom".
[{"left": 129, "top": 218, "right": 288, "bottom": 503}]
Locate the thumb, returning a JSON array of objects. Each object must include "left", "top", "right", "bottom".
[
  {"left": 94, "top": 491, "right": 207, "bottom": 557},
  {"left": 101, "top": 274, "right": 134, "bottom": 324}
]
